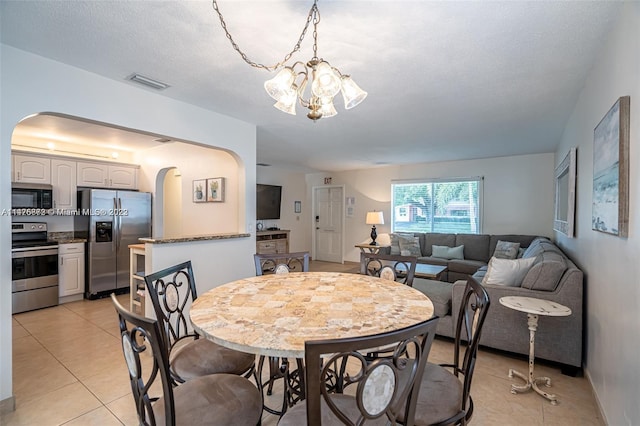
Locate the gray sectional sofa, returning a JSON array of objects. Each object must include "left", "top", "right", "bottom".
[{"left": 383, "top": 232, "right": 584, "bottom": 372}]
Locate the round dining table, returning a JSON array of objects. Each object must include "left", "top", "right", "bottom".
[{"left": 190, "top": 271, "right": 435, "bottom": 359}]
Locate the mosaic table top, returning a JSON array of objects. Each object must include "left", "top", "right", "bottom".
[
  {"left": 499, "top": 296, "right": 572, "bottom": 317},
  {"left": 190, "top": 272, "right": 435, "bottom": 358}
]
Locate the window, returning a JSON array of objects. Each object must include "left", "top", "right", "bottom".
[{"left": 391, "top": 178, "right": 482, "bottom": 234}]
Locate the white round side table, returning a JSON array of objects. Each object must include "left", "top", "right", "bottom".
[{"left": 499, "top": 296, "right": 572, "bottom": 405}]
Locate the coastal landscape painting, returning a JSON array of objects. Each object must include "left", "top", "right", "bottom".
[{"left": 592, "top": 96, "right": 630, "bottom": 237}]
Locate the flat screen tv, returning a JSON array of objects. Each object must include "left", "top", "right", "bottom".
[{"left": 257, "top": 184, "right": 282, "bottom": 220}]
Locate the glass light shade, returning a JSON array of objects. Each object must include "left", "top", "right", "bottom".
[
  {"left": 311, "top": 61, "right": 341, "bottom": 98},
  {"left": 318, "top": 97, "right": 337, "bottom": 118},
  {"left": 273, "top": 89, "right": 297, "bottom": 115},
  {"left": 365, "top": 211, "right": 384, "bottom": 225},
  {"left": 341, "top": 75, "right": 368, "bottom": 109},
  {"left": 264, "top": 67, "right": 295, "bottom": 101}
]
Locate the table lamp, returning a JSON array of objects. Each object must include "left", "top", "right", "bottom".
[{"left": 365, "top": 211, "right": 384, "bottom": 245}]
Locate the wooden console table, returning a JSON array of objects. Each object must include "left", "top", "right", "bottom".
[{"left": 256, "top": 230, "right": 290, "bottom": 254}]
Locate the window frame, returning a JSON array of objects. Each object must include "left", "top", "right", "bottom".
[{"left": 390, "top": 177, "right": 484, "bottom": 234}]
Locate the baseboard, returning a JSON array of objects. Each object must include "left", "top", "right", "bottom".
[
  {"left": 584, "top": 367, "right": 608, "bottom": 425},
  {"left": 0, "top": 395, "right": 15, "bottom": 415}
]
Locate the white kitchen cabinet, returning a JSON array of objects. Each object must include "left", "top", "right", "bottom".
[
  {"left": 13, "top": 154, "right": 51, "bottom": 184},
  {"left": 108, "top": 165, "right": 138, "bottom": 189},
  {"left": 59, "top": 242, "right": 85, "bottom": 298},
  {"left": 77, "top": 161, "right": 138, "bottom": 189},
  {"left": 51, "top": 159, "right": 77, "bottom": 210},
  {"left": 77, "top": 161, "right": 109, "bottom": 187}
]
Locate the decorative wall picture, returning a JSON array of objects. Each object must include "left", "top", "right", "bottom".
[
  {"left": 554, "top": 147, "right": 576, "bottom": 238},
  {"left": 592, "top": 96, "right": 630, "bottom": 237},
  {"left": 192, "top": 179, "right": 207, "bottom": 203},
  {"left": 207, "top": 177, "right": 225, "bottom": 202}
]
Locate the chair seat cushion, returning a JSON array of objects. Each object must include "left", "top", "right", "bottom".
[
  {"left": 170, "top": 338, "right": 255, "bottom": 381},
  {"left": 412, "top": 362, "right": 463, "bottom": 425},
  {"left": 279, "top": 394, "right": 390, "bottom": 426},
  {"left": 154, "top": 373, "right": 262, "bottom": 426}
]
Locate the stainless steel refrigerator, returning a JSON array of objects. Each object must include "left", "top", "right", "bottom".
[{"left": 75, "top": 189, "right": 151, "bottom": 298}]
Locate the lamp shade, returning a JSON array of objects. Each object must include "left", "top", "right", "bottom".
[
  {"left": 340, "top": 75, "right": 368, "bottom": 109},
  {"left": 365, "top": 211, "right": 384, "bottom": 225},
  {"left": 264, "top": 67, "right": 296, "bottom": 101}
]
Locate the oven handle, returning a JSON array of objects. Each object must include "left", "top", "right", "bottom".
[{"left": 12, "top": 248, "right": 59, "bottom": 258}]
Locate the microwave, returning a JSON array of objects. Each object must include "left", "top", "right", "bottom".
[{"left": 11, "top": 183, "right": 53, "bottom": 210}]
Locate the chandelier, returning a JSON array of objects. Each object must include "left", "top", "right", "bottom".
[{"left": 212, "top": 0, "right": 367, "bottom": 121}]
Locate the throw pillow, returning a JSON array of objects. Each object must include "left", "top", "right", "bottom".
[
  {"left": 389, "top": 232, "right": 414, "bottom": 255},
  {"left": 431, "top": 245, "right": 464, "bottom": 260},
  {"left": 481, "top": 256, "right": 536, "bottom": 287},
  {"left": 398, "top": 235, "right": 421, "bottom": 256},
  {"left": 493, "top": 240, "right": 520, "bottom": 259}
]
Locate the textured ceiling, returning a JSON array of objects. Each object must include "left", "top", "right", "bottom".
[{"left": 0, "top": 1, "right": 622, "bottom": 172}]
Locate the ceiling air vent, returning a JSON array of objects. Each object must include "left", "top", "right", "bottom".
[{"left": 127, "top": 73, "right": 170, "bottom": 90}]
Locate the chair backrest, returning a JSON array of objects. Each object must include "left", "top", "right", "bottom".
[
  {"left": 360, "top": 252, "right": 418, "bottom": 287},
  {"left": 452, "top": 275, "right": 491, "bottom": 419},
  {"left": 144, "top": 261, "right": 198, "bottom": 352},
  {"left": 111, "top": 293, "right": 176, "bottom": 426},
  {"left": 254, "top": 251, "right": 310, "bottom": 276},
  {"left": 304, "top": 317, "right": 439, "bottom": 426}
]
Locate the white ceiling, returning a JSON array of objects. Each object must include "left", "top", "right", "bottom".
[{"left": 0, "top": 1, "right": 622, "bottom": 172}]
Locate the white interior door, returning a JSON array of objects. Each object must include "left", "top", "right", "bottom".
[{"left": 314, "top": 186, "right": 343, "bottom": 263}]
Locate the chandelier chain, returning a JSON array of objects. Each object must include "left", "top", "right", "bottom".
[{"left": 211, "top": 0, "right": 319, "bottom": 72}]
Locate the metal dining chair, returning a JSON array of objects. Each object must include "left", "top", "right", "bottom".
[
  {"left": 360, "top": 252, "right": 418, "bottom": 287},
  {"left": 401, "top": 275, "right": 490, "bottom": 426},
  {"left": 360, "top": 251, "right": 419, "bottom": 360},
  {"left": 254, "top": 251, "right": 310, "bottom": 275},
  {"left": 144, "top": 260, "right": 256, "bottom": 385},
  {"left": 279, "top": 317, "right": 440, "bottom": 426},
  {"left": 111, "top": 294, "right": 263, "bottom": 426},
  {"left": 253, "top": 251, "right": 310, "bottom": 415}
]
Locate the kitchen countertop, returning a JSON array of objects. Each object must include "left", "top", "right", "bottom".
[
  {"left": 139, "top": 232, "right": 250, "bottom": 244},
  {"left": 54, "top": 238, "right": 87, "bottom": 244},
  {"left": 47, "top": 231, "right": 86, "bottom": 244}
]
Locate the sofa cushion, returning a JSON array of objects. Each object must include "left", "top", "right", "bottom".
[
  {"left": 398, "top": 235, "right": 421, "bottom": 256},
  {"left": 455, "top": 234, "right": 490, "bottom": 262},
  {"left": 432, "top": 245, "right": 464, "bottom": 260},
  {"left": 417, "top": 256, "right": 448, "bottom": 267},
  {"left": 422, "top": 233, "right": 456, "bottom": 256},
  {"left": 413, "top": 279, "right": 452, "bottom": 318},
  {"left": 521, "top": 252, "right": 567, "bottom": 291},
  {"left": 482, "top": 256, "right": 536, "bottom": 287},
  {"left": 389, "top": 232, "right": 415, "bottom": 255},
  {"left": 448, "top": 259, "right": 486, "bottom": 276},
  {"left": 489, "top": 235, "right": 539, "bottom": 257},
  {"left": 521, "top": 237, "right": 550, "bottom": 258},
  {"left": 493, "top": 240, "right": 520, "bottom": 259}
]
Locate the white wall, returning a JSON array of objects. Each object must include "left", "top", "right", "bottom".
[
  {"left": 256, "top": 167, "right": 312, "bottom": 252},
  {"left": 0, "top": 45, "right": 257, "bottom": 408},
  {"left": 305, "top": 153, "right": 554, "bottom": 262},
  {"left": 134, "top": 142, "right": 242, "bottom": 236},
  {"left": 554, "top": 3, "right": 639, "bottom": 424}
]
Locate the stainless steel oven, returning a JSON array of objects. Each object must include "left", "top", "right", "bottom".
[{"left": 11, "top": 222, "right": 59, "bottom": 314}]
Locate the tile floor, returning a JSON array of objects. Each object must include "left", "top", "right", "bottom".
[{"left": 2, "top": 261, "right": 604, "bottom": 425}]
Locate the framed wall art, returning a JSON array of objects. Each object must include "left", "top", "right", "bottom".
[
  {"left": 207, "top": 177, "right": 225, "bottom": 202},
  {"left": 554, "top": 147, "right": 576, "bottom": 238},
  {"left": 192, "top": 179, "right": 207, "bottom": 203},
  {"left": 592, "top": 96, "right": 630, "bottom": 237}
]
